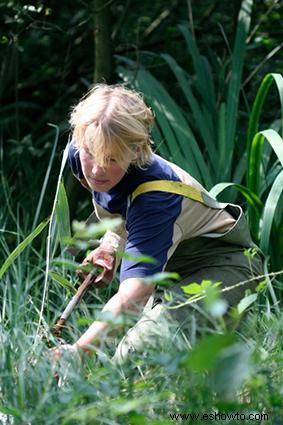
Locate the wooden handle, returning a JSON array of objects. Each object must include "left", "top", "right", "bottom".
[
  {"left": 52, "top": 318, "right": 66, "bottom": 337},
  {"left": 52, "top": 273, "right": 96, "bottom": 337}
]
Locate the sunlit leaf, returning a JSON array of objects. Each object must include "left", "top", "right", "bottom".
[
  {"left": 256, "top": 280, "right": 266, "bottom": 293},
  {"left": 181, "top": 283, "right": 202, "bottom": 295}
]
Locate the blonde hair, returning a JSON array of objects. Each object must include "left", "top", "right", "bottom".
[{"left": 69, "top": 84, "right": 154, "bottom": 170}]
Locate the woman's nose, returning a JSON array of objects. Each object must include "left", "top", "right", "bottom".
[{"left": 92, "top": 163, "right": 105, "bottom": 175}]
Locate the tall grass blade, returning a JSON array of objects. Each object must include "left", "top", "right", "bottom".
[
  {"left": 263, "top": 256, "right": 280, "bottom": 314},
  {"left": 260, "top": 169, "right": 283, "bottom": 254},
  {"left": 249, "top": 130, "right": 283, "bottom": 192},
  {"left": 178, "top": 24, "right": 216, "bottom": 112},
  {"left": 161, "top": 53, "right": 218, "bottom": 177},
  {"left": 151, "top": 124, "right": 170, "bottom": 158},
  {"left": 209, "top": 182, "right": 262, "bottom": 215},
  {"left": 54, "top": 181, "right": 71, "bottom": 255},
  {"left": 247, "top": 73, "right": 283, "bottom": 158},
  {"left": 247, "top": 129, "right": 283, "bottom": 238},
  {"left": 225, "top": 0, "right": 253, "bottom": 179},
  {"left": 32, "top": 124, "right": 59, "bottom": 230},
  {"left": 246, "top": 72, "right": 283, "bottom": 241},
  {"left": 260, "top": 160, "right": 282, "bottom": 196},
  {"left": 49, "top": 271, "right": 75, "bottom": 292},
  {"left": 0, "top": 217, "right": 50, "bottom": 279},
  {"left": 35, "top": 142, "right": 69, "bottom": 340},
  {"left": 218, "top": 102, "right": 227, "bottom": 182}
]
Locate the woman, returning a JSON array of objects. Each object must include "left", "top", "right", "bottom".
[{"left": 59, "top": 84, "right": 263, "bottom": 362}]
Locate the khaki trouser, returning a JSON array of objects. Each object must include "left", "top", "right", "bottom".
[
  {"left": 112, "top": 297, "right": 180, "bottom": 365},
  {"left": 113, "top": 246, "right": 263, "bottom": 365}
]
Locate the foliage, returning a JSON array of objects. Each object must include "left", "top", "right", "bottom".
[
  {"left": 246, "top": 74, "right": 283, "bottom": 260},
  {"left": 0, "top": 0, "right": 282, "bottom": 218},
  {"left": 1, "top": 218, "right": 283, "bottom": 424}
]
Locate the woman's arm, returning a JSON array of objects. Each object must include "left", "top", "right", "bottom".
[{"left": 74, "top": 278, "right": 155, "bottom": 352}]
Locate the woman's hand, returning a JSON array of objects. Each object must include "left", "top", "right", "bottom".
[
  {"left": 47, "top": 344, "right": 84, "bottom": 386},
  {"left": 48, "top": 344, "right": 79, "bottom": 362},
  {"left": 78, "top": 243, "right": 116, "bottom": 288}
]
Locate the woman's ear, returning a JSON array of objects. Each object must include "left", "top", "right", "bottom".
[{"left": 133, "top": 144, "right": 142, "bottom": 158}]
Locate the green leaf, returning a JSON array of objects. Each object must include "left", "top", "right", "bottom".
[
  {"left": 110, "top": 397, "right": 155, "bottom": 415},
  {"left": 209, "top": 182, "right": 262, "bottom": 216},
  {"left": 54, "top": 181, "right": 71, "bottom": 251},
  {"left": 72, "top": 218, "right": 122, "bottom": 239},
  {"left": 211, "top": 342, "right": 252, "bottom": 398},
  {"left": 117, "top": 251, "right": 157, "bottom": 264},
  {"left": 256, "top": 280, "right": 266, "bottom": 293},
  {"left": 246, "top": 72, "right": 283, "bottom": 240},
  {"left": 237, "top": 293, "right": 258, "bottom": 314},
  {"left": 32, "top": 124, "right": 59, "bottom": 230},
  {"left": 224, "top": 0, "right": 253, "bottom": 179},
  {"left": 178, "top": 24, "right": 216, "bottom": 112},
  {"left": 44, "top": 141, "right": 70, "bottom": 268},
  {"left": 0, "top": 217, "right": 50, "bottom": 279},
  {"left": 249, "top": 129, "right": 283, "bottom": 195},
  {"left": 218, "top": 102, "right": 227, "bottom": 181},
  {"left": 0, "top": 405, "right": 22, "bottom": 418},
  {"left": 247, "top": 129, "right": 283, "bottom": 239},
  {"left": 260, "top": 169, "right": 283, "bottom": 253},
  {"left": 185, "top": 333, "right": 237, "bottom": 372},
  {"left": 201, "top": 279, "right": 221, "bottom": 290},
  {"left": 143, "top": 272, "right": 180, "bottom": 285},
  {"left": 51, "top": 258, "right": 81, "bottom": 271},
  {"left": 76, "top": 317, "right": 95, "bottom": 326},
  {"left": 49, "top": 271, "right": 75, "bottom": 291},
  {"left": 161, "top": 52, "right": 218, "bottom": 175},
  {"left": 181, "top": 283, "right": 202, "bottom": 295},
  {"left": 247, "top": 73, "right": 283, "bottom": 154},
  {"left": 164, "top": 290, "right": 173, "bottom": 301}
]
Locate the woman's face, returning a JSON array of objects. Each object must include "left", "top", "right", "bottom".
[{"left": 79, "top": 147, "right": 129, "bottom": 192}]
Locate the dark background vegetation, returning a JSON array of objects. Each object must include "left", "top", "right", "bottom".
[{"left": 1, "top": 0, "right": 282, "bottom": 219}]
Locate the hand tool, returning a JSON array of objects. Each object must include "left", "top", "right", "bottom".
[{"left": 52, "top": 271, "right": 99, "bottom": 338}]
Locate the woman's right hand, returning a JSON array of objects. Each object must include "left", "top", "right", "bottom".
[{"left": 78, "top": 244, "right": 116, "bottom": 288}]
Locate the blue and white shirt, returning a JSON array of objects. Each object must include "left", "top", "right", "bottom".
[{"left": 68, "top": 142, "right": 236, "bottom": 282}]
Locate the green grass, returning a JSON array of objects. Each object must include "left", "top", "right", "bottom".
[
  {"left": 0, "top": 191, "right": 282, "bottom": 424},
  {"left": 1, "top": 257, "right": 283, "bottom": 424}
]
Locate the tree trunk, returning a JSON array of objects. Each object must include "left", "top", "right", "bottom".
[{"left": 93, "top": 0, "right": 114, "bottom": 83}]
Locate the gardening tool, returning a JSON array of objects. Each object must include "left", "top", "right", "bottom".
[{"left": 52, "top": 271, "right": 99, "bottom": 338}]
